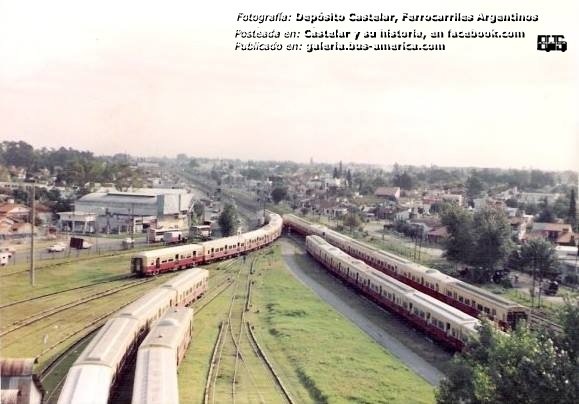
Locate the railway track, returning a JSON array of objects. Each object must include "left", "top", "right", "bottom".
[
  {"left": 0, "top": 274, "right": 136, "bottom": 309},
  {"left": 529, "top": 312, "right": 564, "bottom": 334},
  {"left": 0, "top": 248, "right": 148, "bottom": 278},
  {"left": 0, "top": 278, "right": 155, "bottom": 337},
  {"left": 204, "top": 254, "right": 293, "bottom": 404}
]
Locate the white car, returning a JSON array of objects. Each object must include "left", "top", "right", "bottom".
[
  {"left": 0, "top": 247, "right": 16, "bottom": 258},
  {"left": 48, "top": 243, "right": 66, "bottom": 252}
]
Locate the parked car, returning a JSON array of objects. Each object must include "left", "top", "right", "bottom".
[
  {"left": 122, "top": 237, "right": 135, "bottom": 249},
  {"left": 0, "top": 247, "right": 16, "bottom": 258},
  {"left": 0, "top": 252, "right": 12, "bottom": 266},
  {"left": 48, "top": 243, "right": 66, "bottom": 252}
]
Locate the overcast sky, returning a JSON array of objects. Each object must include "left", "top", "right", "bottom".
[{"left": 0, "top": 0, "right": 577, "bottom": 171}]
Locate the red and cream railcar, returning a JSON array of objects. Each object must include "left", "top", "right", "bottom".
[
  {"left": 306, "top": 235, "right": 479, "bottom": 350},
  {"left": 132, "top": 212, "right": 283, "bottom": 276},
  {"left": 132, "top": 307, "right": 193, "bottom": 404},
  {"left": 286, "top": 214, "right": 528, "bottom": 329},
  {"left": 131, "top": 244, "right": 204, "bottom": 276},
  {"left": 161, "top": 268, "right": 208, "bottom": 306},
  {"left": 58, "top": 268, "right": 208, "bottom": 404}
]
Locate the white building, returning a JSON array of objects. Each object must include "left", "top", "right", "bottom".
[{"left": 69, "top": 188, "right": 195, "bottom": 234}]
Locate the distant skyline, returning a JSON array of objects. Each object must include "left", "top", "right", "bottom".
[{"left": 1, "top": 0, "right": 577, "bottom": 171}]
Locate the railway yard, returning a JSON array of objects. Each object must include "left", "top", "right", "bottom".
[
  {"left": 0, "top": 206, "right": 574, "bottom": 403},
  {"left": 1, "top": 238, "right": 436, "bottom": 403}
]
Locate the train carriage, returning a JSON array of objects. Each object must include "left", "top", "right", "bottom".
[
  {"left": 306, "top": 235, "right": 480, "bottom": 350},
  {"left": 131, "top": 244, "right": 204, "bottom": 276},
  {"left": 58, "top": 317, "right": 142, "bottom": 404},
  {"left": 289, "top": 214, "right": 528, "bottom": 329},
  {"left": 132, "top": 307, "right": 193, "bottom": 404},
  {"left": 161, "top": 268, "right": 208, "bottom": 306},
  {"left": 200, "top": 233, "right": 246, "bottom": 262}
]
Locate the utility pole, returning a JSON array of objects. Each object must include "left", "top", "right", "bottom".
[{"left": 29, "top": 181, "right": 36, "bottom": 286}]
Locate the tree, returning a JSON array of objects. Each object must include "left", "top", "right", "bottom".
[
  {"left": 393, "top": 171, "right": 414, "bottom": 190},
  {"left": 0, "top": 141, "right": 36, "bottom": 169},
  {"left": 436, "top": 321, "right": 578, "bottom": 404},
  {"left": 218, "top": 204, "right": 238, "bottom": 236},
  {"left": 192, "top": 202, "right": 205, "bottom": 222},
  {"left": 537, "top": 206, "right": 556, "bottom": 223},
  {"left": 271, "top": 187, "right": 288, "bottom": 204},
  {"left": 470, "top": 207, "right": 513, "bottom": 274},
  {"left": 568, "top": 188, "right": 577, "bottom": 228},
  {"left": 558, "top": 299, "right": 579, "bottom": 361},
  {"left": 519, "top": 238, "right": 559, "bottom": 307},
  {"left": 440, "top": 204, "right": 475, "bottom": 264},
  {"left": 343, "top": 212, "right": 362, "bottom": 232},
  {"left": 346, "top": 169, "right": 352, "bottom": 188},
  {"left": 465, "top": 175, "right": 485, "bottom": 199}
]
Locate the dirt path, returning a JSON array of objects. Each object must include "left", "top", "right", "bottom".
[{"left": 278, "top": 237, "right": 451, "bottom": 386}]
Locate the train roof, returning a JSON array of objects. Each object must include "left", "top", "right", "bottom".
[
  {"left": 57, "top": 364, "right": 113, "bottom": 404},
  {"left": 134, "top": 244, "right": 203, "bottom": 259},
  {"left": 365, "top": 268, "right": 416, "bottom": 295},
  {"left": 140, "top": 307, "right": 193, "bottom": 350},
  {"left": 161, "top": 268, "right": 208, "bottom": 290},
  {"left": 200, "top": 234, "right": 244, "bottom": 248},
  {"left": 132, "top": 350, "right": 178, "bottom": 404},
  {"left": 283, "top": 213, "right": 309, "bottom": 223},
  {"left": 115, "top": 288, "right": 173, "bottom": 321},
  {"left": 76, "top": 317, "right": 140, "bottom": 365},
  {"left": 411, "top": 293, "right": 479, "bottom": 324},
  {"left": 452, "top": 281, "right": 522, "bottom": 308}
]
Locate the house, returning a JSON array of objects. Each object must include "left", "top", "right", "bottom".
[
  {"left": 0, "top": 358, "right": 44, "bottom": 404},
  {"left": 441, "top": 194, "right": 463, "bottom": 206},
  {"left": 0, "top": 201, "right": 30, "bottom": 221},
  {"left": 527, "top": 222, "right": 576, "bottom": 246},
  {"left": 374, "top": 187, "right": 401, "bottom": 201},
  {"left": 409, "top": 217, "right": 442, "bottom": 236},
  {"left": 508, "top": 217, "right": 528, "bottom": 242},
  {"left": 426, "top": 226, "right": 449, "bottom": 243}
]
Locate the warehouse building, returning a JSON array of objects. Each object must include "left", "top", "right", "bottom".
[{"left": 59, "top": 188, "right": 195, "bottom": 234}]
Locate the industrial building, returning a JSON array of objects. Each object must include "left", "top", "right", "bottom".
[{"left": 58, "top": 188, "right": 194, "bottom": 234}]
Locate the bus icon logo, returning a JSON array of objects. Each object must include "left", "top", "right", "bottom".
[{"left": 537, "top": 35, "right": 567, "bottom": 52}]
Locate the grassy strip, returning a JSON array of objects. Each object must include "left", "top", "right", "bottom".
[{"left": 250, "top": 246, "right": 435, "bottom": 403}]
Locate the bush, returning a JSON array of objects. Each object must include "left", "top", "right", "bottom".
[{"left": 564, "top": 273, "right": 578, "bottom": 285}]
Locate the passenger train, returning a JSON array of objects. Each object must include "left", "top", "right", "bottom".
[
  {"left": 58, "top": 212, "right": 283, "bottom": 404},
  {"left": 131, "top": 211, "right": 283, "bottom": 276},
  {"left": 285, "top": 214, "right": 528, "bottom": 329},
  {"left": 306, "top": 235, "right": 480, "bottom": 350},
  {"left": 132, "top": 307, "right": 193, "bottom": 404},
  {"left": 58, "top": 269, "right": 207, "bottom": 404}
]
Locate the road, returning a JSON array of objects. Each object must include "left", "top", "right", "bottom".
[
  {"left": 3, "top": 235, "right": 150, "bottom": 265},
  {"left": 278, "top": 237, "right": 451, "bottom": 386}
]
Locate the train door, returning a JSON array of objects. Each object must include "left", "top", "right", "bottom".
[
  {"left": 131, "top": 257, "right": 143, "bottom": 273},
  {"left": 156, "top": 258, "right": 161, "bottom": 269}
]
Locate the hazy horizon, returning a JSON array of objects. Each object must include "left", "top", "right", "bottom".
[{"left": 1, "top": 0, "right": 577, "bottom": 172}]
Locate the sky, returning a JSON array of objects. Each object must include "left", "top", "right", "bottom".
[{"left": 0, "top": 0, "right": 577, "bottom": 171}]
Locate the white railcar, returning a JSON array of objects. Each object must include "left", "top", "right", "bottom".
[{"left": 132, "top": 307, "right": 193, "bottom": 404}]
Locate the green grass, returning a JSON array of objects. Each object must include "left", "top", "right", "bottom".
[
  {"left": 178, "top": 246, "right": 435, "bottom": 403},
  {"left": 251, "top": 246, "right": 435, "bottom": 404},
  {"left": 178, "top": 263, "right": 241, "bottom": 403}
]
